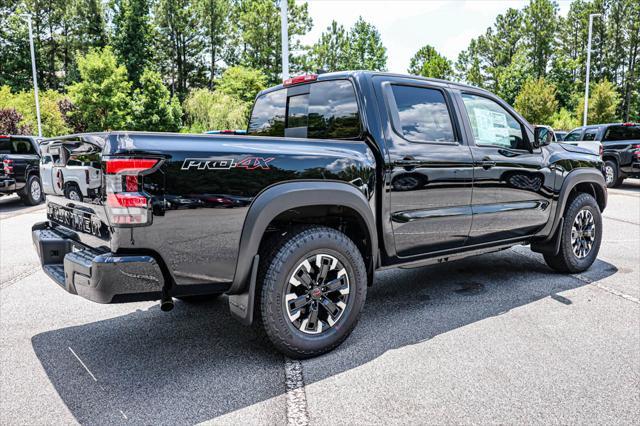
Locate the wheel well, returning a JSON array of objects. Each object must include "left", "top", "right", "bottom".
[
  {"left": 602, "top": 155, "right": 617, "bottom": 164},
  {"left": 568, "top": 182, "right": 606, "bottom": 212},
  {"left": 259, "top": 205, "right": 373, "bottom": 281}
]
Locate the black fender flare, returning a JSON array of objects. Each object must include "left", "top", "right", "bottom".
[
  {"left": 602, "top": 150, "right": 621, "bottom": 165},
  {"left": 532, "top": 168, "right": 606, "bottom": 254},
  {"left": 227, "top": 181, "right": 377, "bottom": 324}
]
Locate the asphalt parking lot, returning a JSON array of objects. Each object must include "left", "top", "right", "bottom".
[{"left": 1, "top": 181, "right": 639, "bottom": 425}]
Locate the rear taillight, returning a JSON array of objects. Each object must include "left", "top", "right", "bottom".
[
  {"left": 632, "top": 144, "right": 640, "bottom": 159},
  {"left": 2, "top": 159, "right": 13, "bottom": 175},
  {"left": 85, "top": 169, "right": 90, "bottom": 185},
  {"left": 599, "top": 144, "right": 604, "bottom": 157},
  {"left": 104, "top": 158, "right": 159, "bottom": 226}
]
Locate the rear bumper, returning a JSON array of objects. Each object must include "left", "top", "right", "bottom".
[
  {"left": 620, "top": 162, "right": 640, "bottom": 177},
  {"left": 0, "top": 177, "right": 17, "bottom": 193},
  {"left": 32, "top": 221, "right": 165, "bottom": 303}
]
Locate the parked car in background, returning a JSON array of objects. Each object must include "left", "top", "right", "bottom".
[
  {"left": 39, "top": 143, "right": 102, "bottom": 202},
  {"left": 554, "top": 131, "right": 568, "bottom": 141},
  {"left": 0, "top": 135, "right": 44, "bottom": 205},
  {"left": 559, "top": 125, "right": 604, "bottom": 157},
  {"left": 564, "top": 123, "right": 640, "bottom": 187}
]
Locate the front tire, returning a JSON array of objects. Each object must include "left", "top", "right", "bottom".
[
  {"left": 257, "top": 226, "right": 367, "bottom": 358},
  {"left": 21, "top": 175, "right": 43, "bottom": 205},
  {"left": 543, "top": 193, "right": 602, "bottom": 273}
]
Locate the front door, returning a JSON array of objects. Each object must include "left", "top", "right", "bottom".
[
  {"left": 377, "top": 79, "right": 474, "bottom": 257},
  {"left": 457, "top": 92, "right": 553, "bottom": 244}
]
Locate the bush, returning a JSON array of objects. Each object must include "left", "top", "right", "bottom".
[
  {"left": 131, "top": 69, "right": 182, "bottom": 132},
  {"left": 0, "top": 85, "right": 71, "bottom": 137},
  {"left": 575, "top": 79, "right": 620, "bottom": 125},
  {"left": 68, "top": 47, "right": 133, "bottom": 131},
  {"left": 0, "top": 108, "right": 32, "bottom": 135},
  {"left": 183, "top": 89, "right": 248, "bottom": 133},
  {"left": 514, "top": 77, "right": 559, "bottom": 125},
  {"left": 216, "top": 66, "right": 267, "bottom": 105},
  {"left": 550, "top": 108, "right": 579, "bottom": 131}
]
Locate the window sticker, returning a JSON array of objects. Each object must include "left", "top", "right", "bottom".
[{"left": 474, "top": 108, "right": 509, "bottom": 146}]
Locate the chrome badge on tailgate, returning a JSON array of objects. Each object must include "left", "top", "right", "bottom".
[{"left": 47, "top": 203, "right": 106, "bottom": 238}]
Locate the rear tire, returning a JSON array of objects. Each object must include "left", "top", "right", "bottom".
[
  {"left": 257, "top": 225, "right": 367, "bottom": 358},
  {"left": 64, "top": 184, "right": 82, "bottom": 202},
  {"left": 543, "top": 193, "right": 602, "bottom": 273},
  {"left": 604, "top": 160, "right": 618, "bottom": 188},
  {"left": 21, "top": 175, "right": 43, "bottom": 205}
]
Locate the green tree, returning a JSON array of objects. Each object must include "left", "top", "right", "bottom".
[
  {"left": 576, "top": 79, "right": 621, "bottom": 124},
  {"left": 67, "top": 47, "right": 133, "bottom": 131},
  {"left": 550, "top": 108, "right": 579, "bottom": 130},
  {"left": 496, "top": 48, "right": 533, "bottom": 104},
  {"left": 408, "top": 45, "right": 452, "bottom": 79},
  {"left": 183, "top": 88, "right": 248, "bottom": 132},
  {"left": 345, "top": 17, "right": 387, "bottom": 70},
  {"left": 131, "top": 69, "right": 182, "bottom": 131},
  {"left": 523, "top": 0, "right": 559, "bottom": 78},
  {"left": 155, "top": 0, "right": 207, "bottom": 99},
  {"left": 455, "top": 39, "right": 484, "bottom": 87},
  {"left": 197, "top": 0, "right": 231, "bottom": 87},
  {"left": 514, "top": 77, "right": 559, "bottom": 124},
  {"left": 306, "top": 20, "right": 350, "bottom": 72},
  {"left": 0, "top": 86, "right": 71, "bottom": 137},
  {"left": 113, "top": 0, "right": 153, "bottom": 87},
  {"left": 228, "top": 0, "right": 312, "bottom": 84},
  {"left": 0, "top": 5, "right": 32, "bottom": 90},
  {"left": 216, "top": 66, "right": 266, "bottom": 104}
]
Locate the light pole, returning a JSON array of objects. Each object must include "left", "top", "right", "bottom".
[
  {"left": 583, "top": 13, "right": 602, "bottom": 127},
  {"left": 280, "top": 0, "right": 289, "bottom": 81},
  {"left": 21, "top": 14, "right": 42, "bottom": 137}
]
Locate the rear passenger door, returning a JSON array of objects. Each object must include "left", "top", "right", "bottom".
[{"left": 376, "top": 78, "right": 474, "bottom": 257}]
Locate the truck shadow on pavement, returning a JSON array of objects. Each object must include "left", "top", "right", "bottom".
[{"left": 31, "top": 249, "right": 618, "bottom": 424}]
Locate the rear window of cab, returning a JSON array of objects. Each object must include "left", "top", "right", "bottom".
[{"left": 247, "top": 80, "right": 361, "bottom": 140}]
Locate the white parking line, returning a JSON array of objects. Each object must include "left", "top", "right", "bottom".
[
  {"left": 571, "top": 273, "right": 640, "bottom": 304},
  {"left": 284, "top": 358, "right": 309, "bottom": 426},
  {"left": 68, "top": 346, "right": 98, "bottom": 382}
]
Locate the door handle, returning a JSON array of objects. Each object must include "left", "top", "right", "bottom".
[
  {"left": 479, "top": 157, "right": 496, "bottom": 169},
  {"left": 396, "top": 156, "right": 419, "bottom": 167}
]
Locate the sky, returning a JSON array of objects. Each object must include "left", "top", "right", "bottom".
[{"left": 296, "top": 0, "right": 573, "bottom": 73}]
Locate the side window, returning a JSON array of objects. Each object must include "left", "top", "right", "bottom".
[
  {"left": 389, "top": 85, "right": 456, "bottom": 143},
  {"left": 247, "top": 90, "right": 286, "bottom": 136},
  {"left": 41, "top": 155, "right": 52, "bottom": 165},
  {"left": 461, "top": 93, "right": 527, "bottom": 150},
  {"left": 248, "top": 80, "right": 361, "bottom": 140},
  {"left": 307, "top": 80, "right": 360, "bottom": 139},
  {"left": 603, "top": 125, "right": 640, "bottom": 141},
  {"left": 563, "top": 130, "right": 582, "bottom": 142},
  {"left": 583, "top": 127, "right": 599, "bottom": 141}
]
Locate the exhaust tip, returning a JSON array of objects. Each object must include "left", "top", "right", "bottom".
[{"left": 160, "top": 298, "right": 174, "bottom": 312}]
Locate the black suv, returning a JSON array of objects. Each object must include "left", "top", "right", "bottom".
[
  {"left": 0, "top": 135, "right": 44, "bottom": 205},
  {"left": 33, "top": 72, "right": 607, "bottom": 358},
  {"left": 563, "top": 123, "right": 640, "bottom": 187}
]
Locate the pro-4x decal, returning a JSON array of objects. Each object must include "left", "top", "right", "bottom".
[{"left": 181, "top": 156, "right": 274, "bottom": 171}]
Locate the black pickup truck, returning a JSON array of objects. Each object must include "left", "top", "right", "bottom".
[
  {"left": 563, "top": 123, "right": 640, "bottom": 187},
  {"left": 0, "top": 135, "right": 44, "bottom": 205},
  {"left": 33, "top": 72, "right": 607, "bottom": 358}
]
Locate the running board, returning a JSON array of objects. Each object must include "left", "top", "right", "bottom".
[{"left": 396, "top": 241, "right": 528, "bottom": 270}]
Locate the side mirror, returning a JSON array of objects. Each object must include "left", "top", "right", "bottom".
[{"left": 533, "top": 125, "right": 554, "bottom": 148}]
